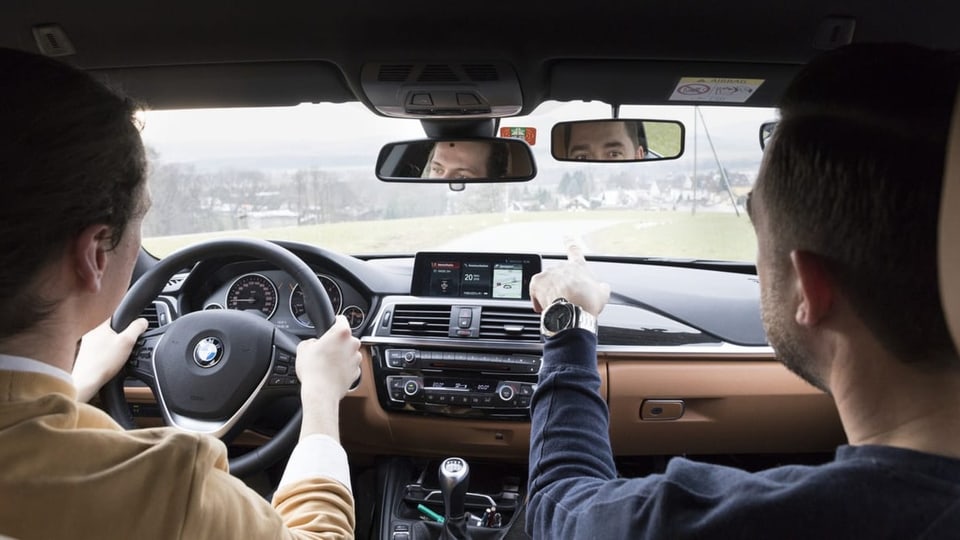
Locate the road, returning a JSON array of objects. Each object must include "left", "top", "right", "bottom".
[{"left": 437, "top": 219, "right": 624, "bottom": 253}]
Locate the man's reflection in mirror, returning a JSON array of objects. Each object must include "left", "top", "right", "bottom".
[
  {"left": 565, "top": 121, "right": 647, "bottom": 160},
  {"left": 424, "top": 141, "right": 509, "bottom": 180}
]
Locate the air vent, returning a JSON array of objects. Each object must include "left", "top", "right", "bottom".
[
  {"left": 479, "top": 306, "right": 541, "bottom": 342},
  {"left": 463, "top": 64, "right": 499, "bottom": 82},
  {"left": 379, "top": 64, "right": 413, "bottom": 82},
  {"left": 391, "top": 304, "right": 451, "bottom": 337},
  {"left": 141, "top": 301, "right": 172, "bottom": 329},
  {"left": 418, "top": 64, "right": 458, "bottom": 82}
]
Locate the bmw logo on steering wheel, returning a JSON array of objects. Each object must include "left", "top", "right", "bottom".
[{"left": 193, "top": 337, "right": 225, "bottom": 368}]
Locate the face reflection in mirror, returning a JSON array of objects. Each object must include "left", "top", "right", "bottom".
[
  {"left": 566, "top": 121, "right": 645, "bottom": 161},
  {"left": 427, "top": 141, "right": 494, "bottom": 180},
  {"left": 376, "top": 138, "right": 535, "bottom": 183}
]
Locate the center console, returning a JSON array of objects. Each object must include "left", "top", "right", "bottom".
[
  {"left": 367, "top": 252, "right": 544, "bottom": 421},
  {"left": 366, "top": 253, "right": 541, "bottom": 539}
]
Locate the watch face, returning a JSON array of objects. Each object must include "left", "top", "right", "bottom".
[{"left": 544, "top": 302, "right": 575, "bottom": 332}]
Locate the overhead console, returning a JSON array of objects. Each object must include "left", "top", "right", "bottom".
[
  {"left": 360, "top": 62, "right": 523, "bottom": 119},
  {"left": 366, "top": 253, "right": 543, "bottom": 421}
]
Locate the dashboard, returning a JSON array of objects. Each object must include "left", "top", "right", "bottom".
[{"left": 129, "top": 242, "right": 845, "bottom": 461}]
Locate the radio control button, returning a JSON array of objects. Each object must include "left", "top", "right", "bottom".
[{"left": 403, "top": 351, "right": 417, "bottom": 364}]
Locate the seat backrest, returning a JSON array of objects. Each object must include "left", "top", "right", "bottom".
[{"left": 940, "top": 89, "right": 960, "bottom": 350}]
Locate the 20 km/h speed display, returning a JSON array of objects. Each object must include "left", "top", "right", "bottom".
[{"left": 226, "top": 273, "right": 279, "bottom": 318}]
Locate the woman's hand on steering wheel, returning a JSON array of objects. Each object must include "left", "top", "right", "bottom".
[
  {"left": 296, "top": 315, "right": 362, "bottom": 402},
  {"left": 74, "top": 317, "right": 148, "bottom": 402}
]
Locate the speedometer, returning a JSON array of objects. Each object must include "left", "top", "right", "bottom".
[
  {"left": 289, "top": 275, "right": 343, "bottom": 328},
  {"left": 226, "top": 273, "right": 278, "bottom": 319}
]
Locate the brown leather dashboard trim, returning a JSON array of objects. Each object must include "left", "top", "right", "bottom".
[{"left": 124, "top": 347, "right": 846, "bottom": 459}]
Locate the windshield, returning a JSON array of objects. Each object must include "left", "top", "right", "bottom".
[{"left": 140, "top": 101, "right": 775, "bottom": 261}]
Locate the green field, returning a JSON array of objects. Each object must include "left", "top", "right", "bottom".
[{"left": 143, "top": 210, "right": 757, "bottom": 261}]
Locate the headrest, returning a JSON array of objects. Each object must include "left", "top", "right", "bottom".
[{"left": 939, "top": 89, "right": 960, "bottom": 349}]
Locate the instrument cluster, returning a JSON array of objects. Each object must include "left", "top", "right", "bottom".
[{"left": 203, "top": 269, "right": 367, "bottom": 332}]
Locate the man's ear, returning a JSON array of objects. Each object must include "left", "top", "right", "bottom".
[
  {"left": 789, "top": 249, "right": 835, "bottom": 327},
  {"left": 73, "top": 224, "right": 112, "bottom": 294}
]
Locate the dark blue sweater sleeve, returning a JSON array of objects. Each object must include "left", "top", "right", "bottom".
[
  {"left": 526, "top": 328, "right": 620, "bottom": 537},
  {"left": 525, "top": 330, "right": 960, "bottom": 539}
]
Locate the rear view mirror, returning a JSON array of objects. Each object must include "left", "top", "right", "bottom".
[
  {"left": 376, "top": 138, "right": 536, "bottom": 183},
  {"left": 551, "top": 119, "right": 685, "bottom": 162},
  {"left": 759, "top": 120, "right": 777, "bottom": 149}
]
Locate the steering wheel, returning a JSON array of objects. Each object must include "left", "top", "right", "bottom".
[{"left": 101, "top": 238, "right": 335, "bottom": 478}]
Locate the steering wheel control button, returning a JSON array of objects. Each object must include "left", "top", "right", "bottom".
[
  {"left": 640, "top": 399, "right": 685, "bottom": 421},
  {"left": 272, "top": 364, "right": 288, "bottom": 375}
]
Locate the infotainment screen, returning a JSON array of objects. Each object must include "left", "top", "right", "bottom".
[{"left": 412, "top": 252, "right": 542, "bottom": 300}]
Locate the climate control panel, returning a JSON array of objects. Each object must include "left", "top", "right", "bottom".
[
  {"left": 386, "top": 375, "right": 536, "bottom": 410},
  {"left": 370, "top": 345, "right": 541, "bottom": 420}
]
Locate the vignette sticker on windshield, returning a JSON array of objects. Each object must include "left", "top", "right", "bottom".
[{"left": 669, "top": 77, "right": 764, "bottom": 103}]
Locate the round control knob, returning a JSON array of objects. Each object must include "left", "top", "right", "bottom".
[
  {"left": 403, "top": 379, "right": 421, "bottom": 396},
  {"left": 498, "top": 384, "right": 515, "bottom": 401},
  {"left": 403, "top": 351, "right": 416, "bottom": 364}
]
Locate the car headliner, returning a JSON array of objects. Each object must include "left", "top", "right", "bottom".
[{"left": 3, "top": 1, "right": 959, "bottom": 113}]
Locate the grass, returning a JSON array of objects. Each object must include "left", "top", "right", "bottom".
[
  {"left": 143, "top": 210, "right": 757, "bottom": 261},
  {"left": 586, "top": 211, "right": 757, "bottom": 261}
]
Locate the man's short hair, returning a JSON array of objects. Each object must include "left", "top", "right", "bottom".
[
  {"left": 0, "top": 48, "right": 147, "bottom": 340},
  {"left": 757, "top": 43, "right": 960, "bottom": 364}
]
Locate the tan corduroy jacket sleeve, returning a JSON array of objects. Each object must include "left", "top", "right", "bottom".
[{"left": 0, "top": 370, "right": 355, "bottom": 540}]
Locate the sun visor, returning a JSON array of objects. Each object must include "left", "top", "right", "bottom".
[
  {"left": 548, "top": 60, "right": 801, "bottom": 108},
  {"left": 92, "top": 61, "right": 355, "bottom": 110},
  {"left": 361, "top": 62, "right": 522, "bottom": 119}
]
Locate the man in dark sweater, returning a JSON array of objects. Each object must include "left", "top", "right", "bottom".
[{"left": 526, "top": 43, "right": 960, "bottom": 539}]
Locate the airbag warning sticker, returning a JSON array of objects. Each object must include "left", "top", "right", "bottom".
[{"left": 669, "top": 77, "right": 764, "bottom": 103}]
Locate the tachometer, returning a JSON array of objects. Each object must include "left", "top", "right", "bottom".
[
  {"left": 226, "top": 273, "right": 278, "bottom": 319},
  {"left": 290, "top": 275, "right": 343, "bottom": 328}
]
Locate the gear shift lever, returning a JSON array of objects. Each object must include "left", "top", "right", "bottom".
[
  {"left": 439, "top": 457, "right": 470, "bottom": 539},
  {"left": 439, "top": 457, "right": 470, "bottom": 519}
]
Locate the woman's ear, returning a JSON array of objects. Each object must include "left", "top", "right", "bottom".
[
  {"left": 789, "top": 249, "right": 835, "bottom": 327},
  {"left": 72, "top": 224, "right": 112, "bottom": 294}
]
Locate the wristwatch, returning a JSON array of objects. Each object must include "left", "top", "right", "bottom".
[{"left": 540, "top": 298, "right": 598, "bottom": 338}]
